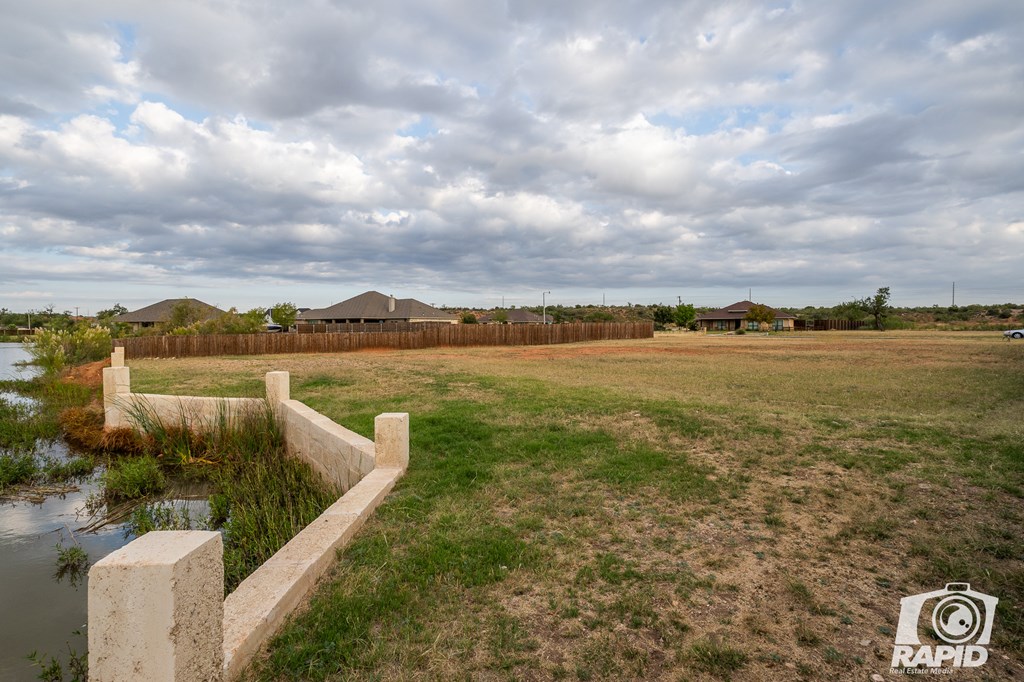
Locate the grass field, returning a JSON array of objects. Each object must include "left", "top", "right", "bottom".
[{"left": 129, "top": 331, "right": 1024, "bottom": 681}]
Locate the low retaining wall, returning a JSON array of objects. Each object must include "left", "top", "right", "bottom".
[
  {"left": 102, "top": 356, "right": 394, "bottom": 493},
  {"left": 92, "top": 350, "right": 409, "bottom": 680}
]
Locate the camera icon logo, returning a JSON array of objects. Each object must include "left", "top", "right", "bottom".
[{"left": 891, "top": 583, "right": 998, "bottom": 670}]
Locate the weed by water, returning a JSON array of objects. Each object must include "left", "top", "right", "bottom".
[
  {"left": 102, "top": 455, "right": 165, "bottom": 500},
  {"left": 57, "top": 406, "right": 105, "bottom": 451},
  {"left": 42, "top": 455, "right": 93, "bottom": 482},
  {"left": 214, "top": 444, "right": 335, "bottom": 592},
  {"left": 27, "top": 641, "right": 88, "bottom": 682},
  {"left": 0, "top": 452, "right": 38, "bottom": 490},
  {"left": 114, "top": 399, "right": 333, "bottom": 592},
  {"left": 53, "top": 544, "right": 89, "bottom": 586},
  {"left": 125, "top": 502, "right": 200, "bottom": 536},
  {"left": 0, "top": 394, "right": 60, "bottom": 451}
]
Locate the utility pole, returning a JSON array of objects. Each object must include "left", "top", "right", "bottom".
[
  {"left": 952, "top": 282, "right": 955, "bottom": 307},
  {"left": 749, "top": 288, "right": 752, "bottom": 301},
  {"left": 542, "top": 291, "right": 551, "bottom": 324},
  {"left": 677, "top": 295, "right": 682, "bottom": 305}
]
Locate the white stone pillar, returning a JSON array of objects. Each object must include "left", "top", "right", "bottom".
[
  {"left": 102, "top": 366, "right": 131, "bottom": 429},
  {"left": 374, "top": 413, "right": 409, "bottom": 471},
  {"left": 265, "top": 371, "right": 290, "bottom": 423},
  {"left": 265, "top": 371, "right": 289, "bottom": 404},
  {"left": 111, "top": 346, "right": 125, "bottom": 367},
  {"left": 88, "top": 531, "right": 224, "bottom": 682}
]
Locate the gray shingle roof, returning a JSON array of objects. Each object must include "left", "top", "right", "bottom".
[
  {"left": 695, "top": 300, "right": 796, "bottom": 321},
  {"left": 112, "top": 298, "right": 225, "bottom": 324},
  {"left": 297, "top": 291, "right": 457, "bottom": 322}
]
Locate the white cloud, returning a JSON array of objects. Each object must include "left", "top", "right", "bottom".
[{"left": 1, "top": 0, "right": 1023, "bottom": 309}]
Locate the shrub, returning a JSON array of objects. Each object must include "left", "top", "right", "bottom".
[
  {"left": 98, "top": 427, "right": 145, "bottom": 455},
  {"left": 26, "top": 326, "right": 112, "bottom": 373},
  {"left": 43, "top": 456, "right": 94, "bottom": 482},
  {"left": 103, "top": 456, "right": 165, "bottom": 500},
  {"left": 59, "top": 406, "right": 105, "bottom": 450}
]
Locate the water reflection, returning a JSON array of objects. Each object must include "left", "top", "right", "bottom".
[{"left": 0, "top": 342, "right": 39, "bottom": 381}]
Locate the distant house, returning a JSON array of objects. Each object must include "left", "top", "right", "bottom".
[
  {"left": 695, "top": 300, "right": 796, "bottom": 331},
  {"left": 112, "top": 298, "right": 225, "bottom": 332},
  {"left": 478, "top": 309, "right": 544, "bottom": 324},
  {"left": 296, "top": 291, "right": 458, "bottom": 325}
]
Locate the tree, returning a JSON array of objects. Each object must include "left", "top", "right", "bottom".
[
  {"left": 832, "top": 300, "right": 867, "bottom": 322},
  {"left": 97, "top": 304, "right": 128, "bottom": 320},
  {"left": 492, "top": 310, "right": 509, "bottom": 324},
  {"left": 165, "top": 300, "right": 204, "bottom": 330},
  {"left": 864, "top": 287, "right": 891, "bottom": 330},
  {"left": 584, "top": 310, "right": 615, "bottom": 322},
  {"left": 461, "top": 312, "right": 478, "bottom": 324},
  {"left": 270, "top": 302, "right": 298, "bottom": 329},
  {"left": 198, "top": 308, "right": 265, "bottom": 334},
  {"left": 672, "top": 304, "right": 696, "bottom": 328},
  {"left": 652, "top": 305, "right": 674, "bottom": 325},
  {"left": 745, "top": 303, "right": 775, "bottom": 331}
]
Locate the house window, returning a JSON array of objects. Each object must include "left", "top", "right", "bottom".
[
  {"left": 773, "top": 319, "right": 784, "bottom": 331},
  {"left": 715, "top": 320, "right": 729, "bottom": 330},
  {"left": 747, "top": 321, "right": 759, "bottom": 331}
]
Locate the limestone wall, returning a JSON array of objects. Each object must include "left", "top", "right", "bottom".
[{"left": 279, "top": 399, "right": 375, "bottom": 492}]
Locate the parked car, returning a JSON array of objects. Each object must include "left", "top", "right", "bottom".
[{"left": 1004, "top": 328, "right": 1024, "bottom": 339}]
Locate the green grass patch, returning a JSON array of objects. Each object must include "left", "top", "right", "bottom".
[
  {"left": 0, "top": 451, "right": 38, "bottom": 489},
  {"left": 102, "top": 455, "right": 165, "bottom": 500},
  {"left": 687, "top": 638, "right": 748, "bottom": 678}
]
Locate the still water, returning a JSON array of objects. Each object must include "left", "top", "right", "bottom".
[{"left": 0, "top": 343, "right": 124, "bottom": 680}]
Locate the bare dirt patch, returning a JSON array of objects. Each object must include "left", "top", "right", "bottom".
[{"left": 63, "top": 357, "right": 108, "bottom": 389}]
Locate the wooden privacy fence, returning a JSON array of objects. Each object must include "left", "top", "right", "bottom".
[
  {"left": 115, "top": 322, "right": 654, "bottom": 359},
  {"left": 793, "top": 319, "right": 868, "bottom": 331},
  {"left": 296, "top": 322, "right": 453, "bottom": 334}
]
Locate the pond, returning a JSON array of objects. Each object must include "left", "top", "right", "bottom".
[
  {"left": 0, "top": 343, "right": 209, "bottom": 680},
  {"left": 0, "top": 343, "right": 120, "bottom": 679}
]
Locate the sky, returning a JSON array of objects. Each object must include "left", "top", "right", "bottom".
[{"left": 1, "top": 0, "right": 1022, "bottom": 314}]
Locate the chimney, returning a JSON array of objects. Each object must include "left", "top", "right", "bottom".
[{"left": 388, "top": 295, "right": 396, "bottom": 313}]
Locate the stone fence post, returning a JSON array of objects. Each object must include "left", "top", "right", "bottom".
[
  {"left": 102, "top": 363, "right": 131, "bottom": 429},
  {"left": 374, "top": 413, "right": 409, "bottom": 471},
  {"left": 88, "top": 531, "right": 224, "bottom": 682},
  {"left": 265, "top": 371, "right": 290, "bottom": 416}
]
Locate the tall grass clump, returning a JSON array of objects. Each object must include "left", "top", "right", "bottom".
[
  {"left": 26, "top": 326, "right": 112, "bottom": 374},
  {"left": 122, "top": 399, "right": 335, "bottom": 591},
  {"left": 0, "top": 452, "right": 38, "bottom": 490},
  {"left": 102, "top": 455, "right": 165, "bottom": 500},
  {"left": 215, "top": 441, "right": 336, "bottom": 591}
]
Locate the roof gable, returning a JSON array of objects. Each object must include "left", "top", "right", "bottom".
[
  {"left": 695, "top": 300, "right": 795, "bottom": 320},
  {"left": 112, "top": 298, "right": 225, "bottom": 324},
  {"left": 297, "top": 291, "right": 457, "bottom": 322}
]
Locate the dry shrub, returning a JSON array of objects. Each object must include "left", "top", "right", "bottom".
[
  {"left": 59, "top": 406, "right": 105, "bottom": 450},
  {"left": 98, "top": 427, "right": 145, "bottom": 456}
]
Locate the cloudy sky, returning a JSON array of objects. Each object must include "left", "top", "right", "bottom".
[{"left": 1, "top": 0, "right": 1022, "bottom": 313}]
